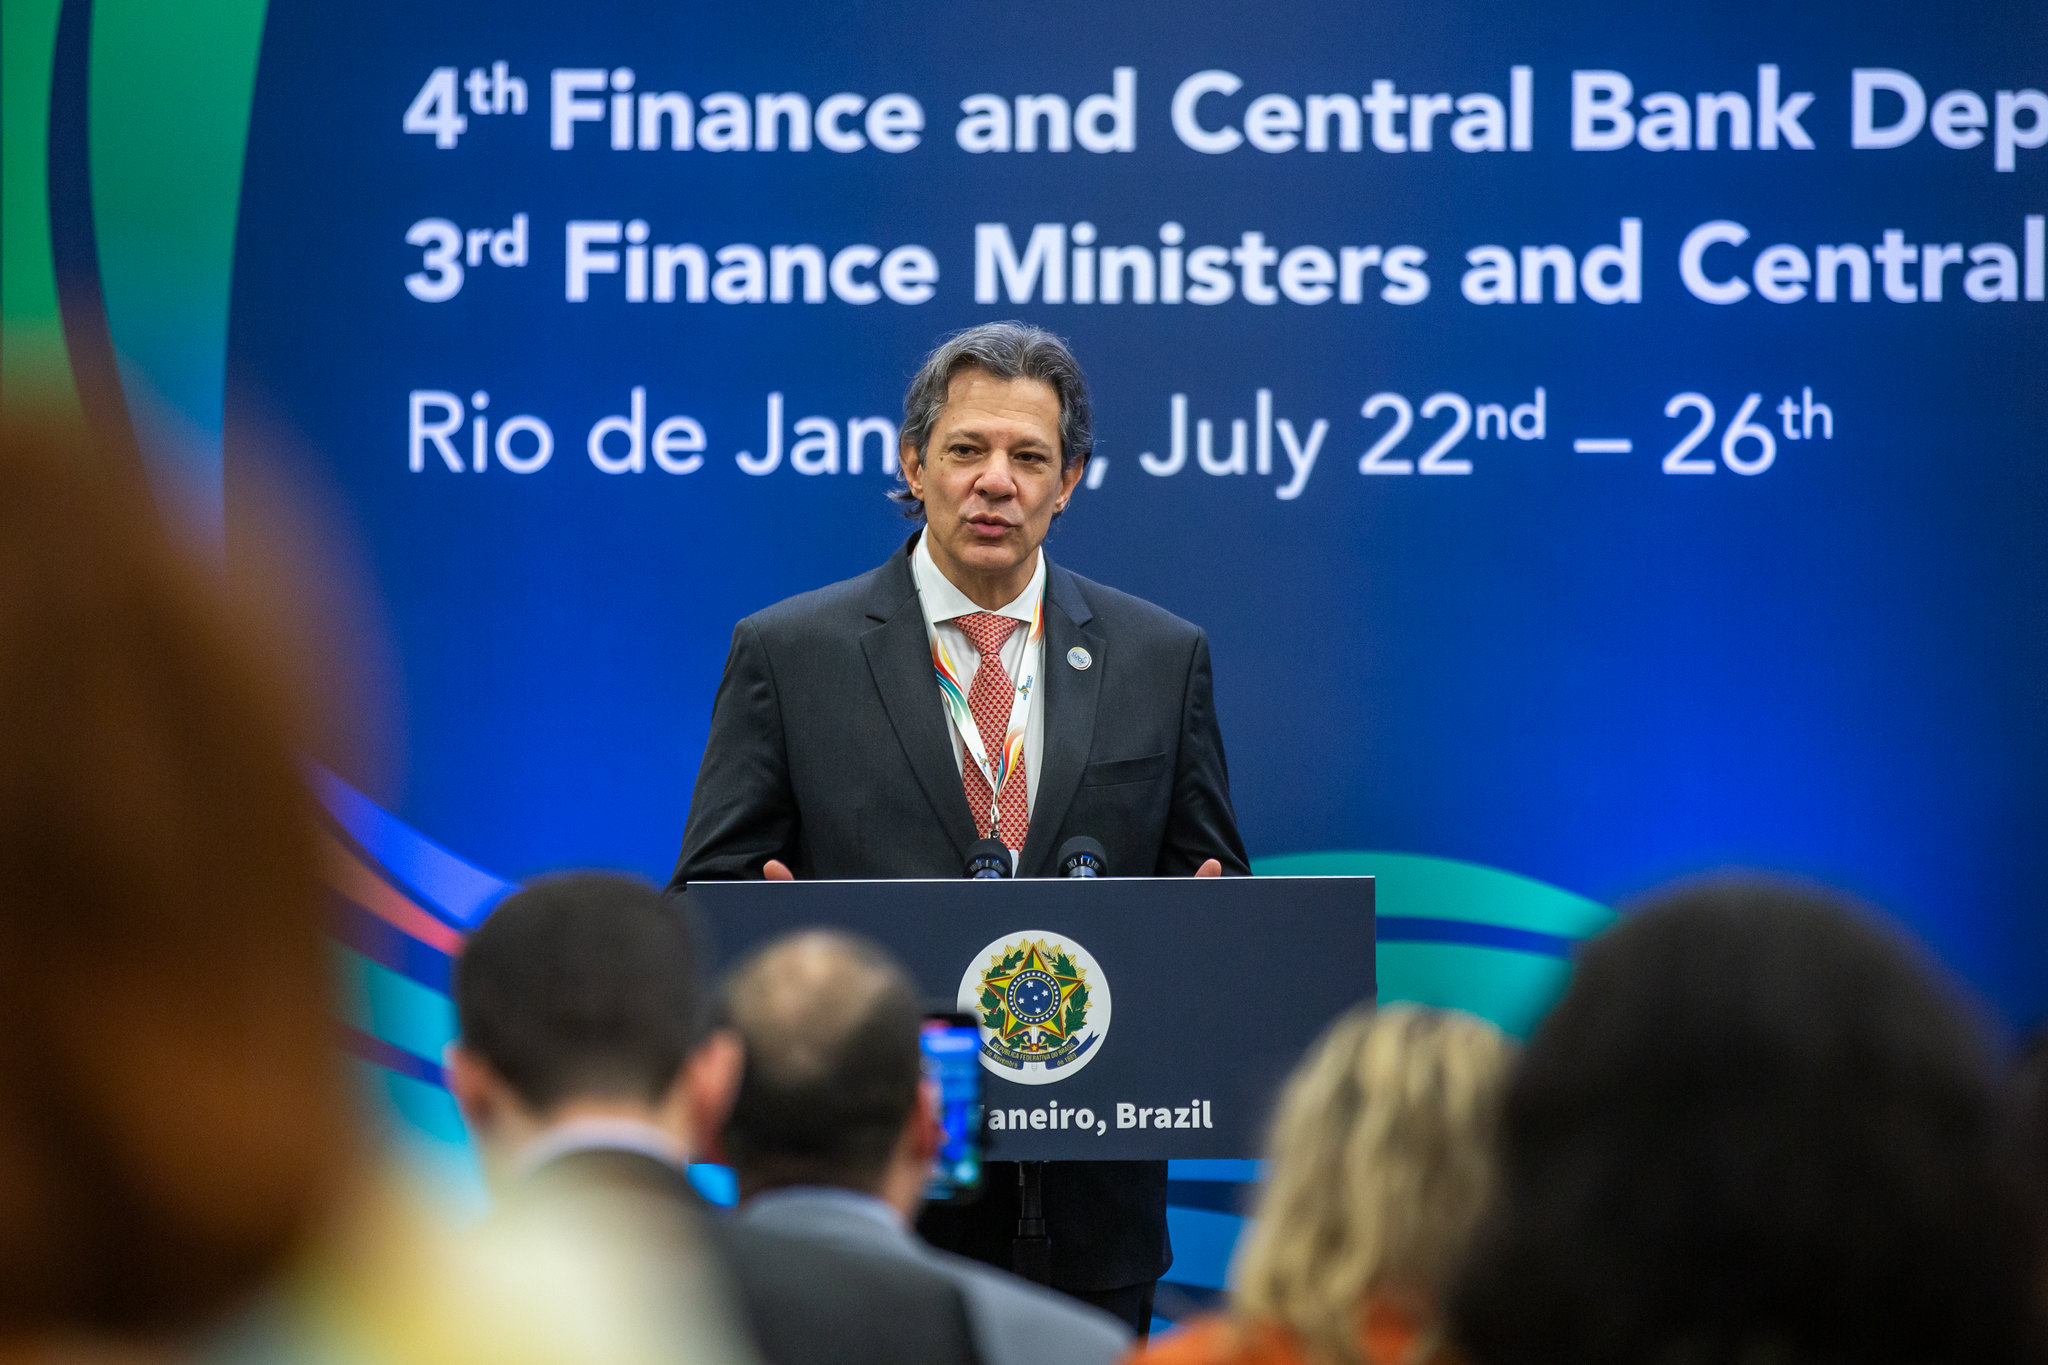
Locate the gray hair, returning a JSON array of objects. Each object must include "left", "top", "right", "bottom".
[
  {"left": 716, "top": 930, "right": 924, "bottom": 1192},
  {"left": 893, "top": 322, "right": 1093, "bottom": 520}
]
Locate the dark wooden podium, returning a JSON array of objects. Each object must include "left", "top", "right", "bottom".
[{"left": 683, "top": 874, "right": 1375, "bottom": 1159}]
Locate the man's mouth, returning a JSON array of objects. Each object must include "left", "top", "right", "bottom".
[{"left": 965, "top": 516, "right": 1014, "bottom": 538}]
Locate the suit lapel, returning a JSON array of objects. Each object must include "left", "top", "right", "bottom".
[
  {"left": 860, "top": 541, "right": 977, "bottom": 866},
  {"left": 1020, "top": 561, "right": 1101, "bottom": 877}
]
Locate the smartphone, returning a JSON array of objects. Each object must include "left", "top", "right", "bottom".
[{"left": 920, "top": 1011, "right": 984, "bottom": 1202}]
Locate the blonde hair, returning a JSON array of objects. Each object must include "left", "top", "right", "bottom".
[{"left": 1230, "top": 1005, "right": 1514, "bottom": 1365}]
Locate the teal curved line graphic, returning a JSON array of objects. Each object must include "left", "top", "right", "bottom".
[
  {"left": 1252, "top": 850, "right": 1614, "bottom": 1038},
  {"left": 1252, "top": 849, "right": 1612, "bottom": 937},
  {"left": 1151, "top": 850, "right": 1617, "bottom": 1297},
  {"left": 1371, "top": 942, "right": 1579, "bottom": 1041}
]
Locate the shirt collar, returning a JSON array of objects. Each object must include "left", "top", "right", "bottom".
[
  {"left": 512, "top": 1117, "right": 688, "bottom": 1179},
  {"left": 912, "top": 529, "right": 1043, "bottom": 625},
  {"left": 744, "top": 1185, "right": 908, "bottom": 1234}
]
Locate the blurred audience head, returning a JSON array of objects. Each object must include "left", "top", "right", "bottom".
[
  {"left": 716, "top": 930, "right": 931, "bottom": 1206},
  {"left": 1451, "top": 878, "right": 2041, "bottom": 1365},
  {"left": 1230, "top": 1004, "right": 1514, "bottom": 1365},
  {"left": 2016, "top": 1022, "right": 2048, "bottom": 1138},
  {"left": 447, "top": 872, "right": 740, "bottom": 1174},
  {"left": 0, "top": 418, "right": 350, "bottom": 1339},
  {"left": 2010, "top": 1027, "right": 2048, "bottom": 1262}
]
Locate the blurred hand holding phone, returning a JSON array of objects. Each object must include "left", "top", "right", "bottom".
[{"left": 920, "top": 1012, "right": 983, "bottom": 1202}]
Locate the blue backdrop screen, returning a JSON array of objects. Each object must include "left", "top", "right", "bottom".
[{"left": 224, "top": 0, "right": 2048, "bottom": 1019}]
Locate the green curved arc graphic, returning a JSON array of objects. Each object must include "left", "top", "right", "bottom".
[
  {"left": 0, "top": 0, "right": 78, "bottom": 421},
  {"left": 88, "top": 0, "right": 269, "bottom": 525},
  {"left": 2, "top": 0, "right": 268, "bottom": 506},
  {"left": 1252, "top": 850, "right": 1616, "bottom": 1037}
]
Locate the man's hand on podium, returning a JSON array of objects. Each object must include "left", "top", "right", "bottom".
[{"left": 759, "top": 856, "right": 1220, "bottom": 878}]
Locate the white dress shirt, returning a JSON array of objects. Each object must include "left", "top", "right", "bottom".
[{"left": 911, "top": 530, "right": 1046, "bottom": 821}]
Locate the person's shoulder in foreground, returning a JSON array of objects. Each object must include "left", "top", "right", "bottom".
[
  {"left": 918, "top": 1237, "right": 1132, "bottom": 1365},
  {"left": 1127, "top": 1292, "right": 1445, "bottom": 1365},
  {"left": 741, "top": 1188, "right": 1129, "bottom": 1365},
  {"left": 1127, "top": 1318, "right": 1290, "bottom": 1365},
  {"left": 712, "top": 1213, "right": 985, "bottom": 1365}
]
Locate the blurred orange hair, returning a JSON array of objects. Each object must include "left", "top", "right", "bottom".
[{"left": 0, "top": 418, "right": 351, "bottom": 1336}]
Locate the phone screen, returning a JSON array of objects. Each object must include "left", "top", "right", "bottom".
[{"left": 920, "top": 1012, "right": 983, "bottom": 1202}]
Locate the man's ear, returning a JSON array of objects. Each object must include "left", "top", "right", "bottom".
[
  {"left": 1055, "top": 453, "right": 1087, "bottom": 513},
  {"left": 683, "top": 1028, "right": 746, "bottom": 1158},
  {"left": 444, "top": 1043, "right": 502, "bottom": 1133},
  {"left": 898, "top": 440, "right": 924, "bottom": 498}
]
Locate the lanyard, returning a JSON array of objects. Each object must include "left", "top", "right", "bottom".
[{"left": 931, "top": 594, "right": 1043, "bottom": 838}]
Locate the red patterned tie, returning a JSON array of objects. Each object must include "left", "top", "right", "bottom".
[{"left": 955, "top": 612, "right": 1029, "bottom": 848}]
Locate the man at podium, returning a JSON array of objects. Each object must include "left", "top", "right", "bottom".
[{"left": 670, "top": 321, "right": 1249, "bottom": 1331}]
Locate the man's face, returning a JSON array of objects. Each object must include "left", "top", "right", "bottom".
[{"left": 902, "top": 371, "right": 1084, "bottom": 603}]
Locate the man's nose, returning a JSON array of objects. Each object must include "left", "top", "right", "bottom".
[{"left": 974, "top": 454, "right": 1020, "bottom": 499}]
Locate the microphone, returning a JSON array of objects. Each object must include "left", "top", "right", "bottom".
[
  {"left": 965, "top": 837, "right": 1013, "bottom": 879},
  {"left": 1056, "top": 836, "right": 1107, "bottom": 878}
]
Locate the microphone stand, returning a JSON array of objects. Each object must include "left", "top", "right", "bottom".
[
  {"left": 1009, "top": 836, "right": 1104, "bottom": 1285},
  {"left": 1012, "top": 1161, "right": 1052, "bottom": 1284}
]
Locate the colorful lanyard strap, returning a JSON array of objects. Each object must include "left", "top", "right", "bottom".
[{"left": 932, "top": 592, "right": 1044, "bottom": 831}]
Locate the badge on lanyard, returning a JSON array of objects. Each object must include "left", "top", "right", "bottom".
[{"left": 931, "top": 594, "right": 1044, "bottom": 840}]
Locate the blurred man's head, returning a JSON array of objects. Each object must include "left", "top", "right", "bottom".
[
  {"left": 1451, "top": 879, "right": 2042, "bottom": 1365},
  {"left": 447, "top": 873, "right": 740, "bottom": 1176},
  {"left": 717, "top": 931, "right": 935, "bottom": 1210}
]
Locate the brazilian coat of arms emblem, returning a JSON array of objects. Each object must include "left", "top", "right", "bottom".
[{"left": 955, "top": 930, "right": 1112, "bottom": 1084}]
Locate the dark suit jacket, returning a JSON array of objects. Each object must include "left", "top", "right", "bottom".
[
  {"left": 521, "top": 1148, "right": 982, "bottom": 1365},
  {"left": 669, "top": 536, "right": 1250, "bottom": 1291},
  {"left": 670, "top": 535, "right": 1249, "bottom": 884}
]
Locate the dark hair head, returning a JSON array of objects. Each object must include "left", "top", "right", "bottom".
[
  {"left": 0, "top": 417, "right": 350, "bottom": 1335},
  {"left": 1450, "top": 878, "right": 2041, "bottom": 1365},
  {"left": 718, "top": 930, "right": 923, "bottom": 1193},
  {"left": 893, "top": 321, "right": 1093, "bottom": 521},
  {"left": 454, "top": 872, "right": 702, "bottom": 1114},
  {"left": 2010, "top": 1026, "right": 2048, "bottom": 1222}
]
